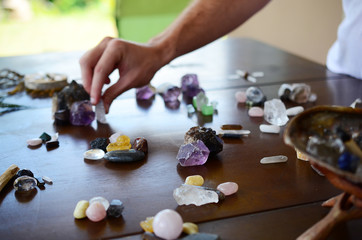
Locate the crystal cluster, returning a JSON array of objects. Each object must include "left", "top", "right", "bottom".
[
  {"left": 53, "top": 80, "right": 92, "bottom": 125},
  {"left": 173, "top": 184, "right": 220, "bottom": 206},
  {"left": 184, "top": 126, "right": 223, "bottom": 154},
  {"left": 177, "top": 140, "right": 210, "bottom": 167},
  {"left": 263, "top": 99, "right": 289, "bottom": 126}
]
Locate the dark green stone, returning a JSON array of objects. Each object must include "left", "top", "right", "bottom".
[{"left": 39, "top": 132, "right": 51, "bottom": 142}]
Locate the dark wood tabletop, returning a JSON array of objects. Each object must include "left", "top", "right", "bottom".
[{"left": 0, "top": 38, "right": 361, "bottom": 240}]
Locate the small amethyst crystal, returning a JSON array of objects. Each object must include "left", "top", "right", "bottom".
[
  {"left": 70, "top": 100, "right": 95, "bottom": 126},
  {"left": 136, "top": 85, "right": 156, "bottom": 101},
  {"left": 162, "top": 86, "right": 181, "bottom": 102},
  {"left": 181, "top": 74, "right": 204, "bottom": 97},
  {"left": 184, "top": 126, "right": 224, "bottom": 154},
  {"left": 176, "top": 140, "right": 210, "bottom": 166}
]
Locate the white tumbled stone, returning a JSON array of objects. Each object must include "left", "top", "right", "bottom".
[
  {"left": 259, "top": 124, "right": 280, "bottom": 134},
  {"left": 260, "top": 155, "right": 288, "bottom": 164},
  {"left": 83, "top": 149, "right": 105, "bottom": 160},
  {"left": 27, "top": 138, "right": 42, "bottom": 146},
  {"left": 286, "top": 106, "right": 304, "bottom": 116}
]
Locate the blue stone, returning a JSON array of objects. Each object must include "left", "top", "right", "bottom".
[{"left": 107, "top": 199, "right": 124, "bottom": 218}]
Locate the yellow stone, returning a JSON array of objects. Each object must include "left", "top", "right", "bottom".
[
  {"left": 140, "top": 216, "right": 154, "bottom": 233},
  {"left": 183, "top": 222, "right": 199, "bottom": 235},
  {"left": 106, "top": 135, "right": 132, "bottom": 152},
  {"left": 185, "top": 175, "right": 204, "bottom": 186},
  {"left": 73, "top": 200, "right": 89, "bottom": 219}
]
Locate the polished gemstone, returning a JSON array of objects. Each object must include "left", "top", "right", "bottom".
[
  {"left": 173, "top": 184, "right": 219, "bottom": 206},
  {"left": 51, "top": 133, "right": 59, "bottom": 141},
  {"left": 86, "top": 202, "right": 107, "bottom": 222},
  {"left": 216, "top": 182, "right": 238, "bottom": 196},
  {"left": 39, "top": 132, "right": 51, "bottom": 142},
  {"left": 107, "top": 199, "right": 124, "bottom": 218},
  {"left": 235, "top": 91, "right": 247, "bottom": 103},
  {"left": 70, "top": 100, "right": 95, "bottom": 126},
  {"left": 295, "top": 148, "right": 309, "bottom": 161},
  {"left": 83, "top": 149, "right": 105, "bottom": 160},
  {"left": 182, "top": 222, "right": 199, "bottom": 235},
  {"left": 106, "top": 135, "right": 131, "bottom": 152},
  {"left": 16, "top": 169, "right": 34, "bottom": 178},
  {"left": 218, "top": 129, "right": 251, "bottom": 138},
  {"left": 89, "top": 196, "right": 109, "bottom": 210},
  {"left": 104, "top": 149, "right": 145, "bottom": 162},
  {"left": 245, "top": 86, "right": 266, "bottom": 106},
  {"left": 153, "top": 209, "right": 183, "bottom": 240},
  {"left": 286, "top": 106, "right": 304, "bottom": 116},
  {"left": 177, "top": 140, "right": 210, "bottom": 167},
  {"left": 185, "top": 175, "right": 204, "bottom": 186},
  {"left": 184, "top": 126, "right": 223, "bottom": 154},
  {"left": 13, "top": 176, "right": 37, "bottom": 191},
  {"left": 260, "top": 155, "right": 288, "bottom": 164},
  {"left": 73, "top": 200, "right": 89, "bottom": 219},
  {"left": 46, "top": 140, "right": 59, "bottom": 149},
  {"left": 259, "top": 124, "right": 280, "bottom": 134},
  {"left": 248, "top": 106, "right": 264, "bottom": 117},
  {"left": 27, "top": 138, "right": 42, "bottom": 147},
  {"left": 133, "top": 137, "right": 148, "bottom": 154},
  {"left": 136, "top": 84, "right": 156, "bottom": 100},
  {"left": 90, "top": 138, "right": 109, "bottom": 152},
  {"left": 263, "top": 99, "right": 289, "bottom": 126},
  {"left": 140, "top": 217, "right": 154, "bottom": 233}
]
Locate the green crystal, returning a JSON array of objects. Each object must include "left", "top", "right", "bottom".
[
  {"left": 201, "top": 105, "right": 214, "bottom": 116},
  {"left": 39, "top": 132, "right": 51, "bottom": 142}
]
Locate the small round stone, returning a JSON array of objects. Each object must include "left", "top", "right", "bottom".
[
  {"left": 185, "top": 175, "right": 204, "bottom": 186},
  {"left": 86, "top": 202, "right": 107, "bottom": 222},
  {"left": 248, "top": 107, "right": 264, "bottom": 117},
  {"left": 89, "top": 196, "right": 110, "bottom": 210},
  {"left": 216, "top": 182, "right": 238, "bottom": 196},
  {"left": 235, "top": 91, "right": 247, "bottom": 103},
  {"left": 133, "top": 137, "right": 148, "bottom": 154},
  {"left": 73, "top": 200, "right": 89, "bottom": 219},
  {"left": 83, "top": 149, "right": 105, "bottom": 160},
  {"left": 27, "top": 138, "right": 42, "bottom": 147},
  {"left": 259, "top": 124, "right": 280, "bottom": 134},
  {"left": 153, "top": 209, "right": 183, "bottom": 240},
  {"left": 13, "top": 176, "right": 37, "bottom": 192}
]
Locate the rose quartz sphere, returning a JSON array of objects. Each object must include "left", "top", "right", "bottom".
[
  {"left": 153, "top": 209, "right": 183, "bottom": 240},
  {"left": 86, "top": 202, "right": 106, "bottom": 222},
  {"left": 217, "top": 182, "right": 239, "bottom": 196}
]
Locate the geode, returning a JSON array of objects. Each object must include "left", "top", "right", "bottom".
[{"left": 184, "top": 126, "right": 223, "bottom": 154}]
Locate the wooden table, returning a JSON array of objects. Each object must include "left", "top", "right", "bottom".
[{"left": 0, "top": 38, "right": 361, "bottom": 240}]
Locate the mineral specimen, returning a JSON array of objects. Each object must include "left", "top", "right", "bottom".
[
  {"left": 83, "top": 149, "right": 105, "bottom": 160},
  {"left": 90, "top": 138, "right": 109, "bottom": 152},
  {"left": 185, "top": 175, "right": 204, "bottom": 186},
  {"left": 181, "top": 74, "right": 204, "bottom": 98},
  {"left": 39, "top": 132, "right": 51, "bottom": 142},
  {"left": 235, "top": 91, "right": 247, "bottom": 103},
  {"left": 73, "top": 200, "right": 89, "bottom": 219},
  {"left": 140, "top": 217, "right": 154, "bottom": 233},
  {"left": 260, "top": 155, "right": 288, "bottom": 164},
  {"left": 132, "top": 137, "right": 148, "bottom": 154},
  {"left": 104, "top": 149, "right": 145, "bottom": 162},
  {"left": 109, "top": 132, "right": 123, "bottom": 143},
  {"left": 278, "top": 83, "right": 312, "bottom": 103},
  {"left": 13, "top": 176, "right": 37, "bottom": 191},
  {"left": 184, "top": 127, "right": 223, "bottom": 154},
  {"left": 248, "top": 106, "right": 264, "bottom": 117},
  {"left": 245, "top": 86, "right": 266, "bottom": 106},
  {"left": 263, "top": 99, "right": 289, "bottom": 126},
  {"left": 106, "top": 135, "right": 131, "bottom": 152},
  {"left": 259, "top": 124, "right": 280, "bottom": 134},
  {"left": 90, "top": 196, "right": 110, "bottom": 210},
  {"left": 95, "top": 100, "right": 107, "bottom": 124},
  {"left": 86, "top": 201, "right": 107, "bottom": 222},
  {"left": 54, "top": 80, "right": 89, "bottom": 112},
  {"left": 27, "top": 138, "right": 42, "bottom": 147},
  {"left": 286, "top": 106, "right": 304, "bottom": 116},
  {"left": 153, "top": 209, "right": 183, "bottom": 240},
  {"left": 107, "top": 199, "right": 124, "bottom": 218},
  {"left": 216, "top": 182, "right": 238, "bottom": 196},
  {"left": 16, "top": 169, "right": 34, "bottom": 178},
  {"left": 173, "top": 184, "right": 219, "bottom": 206},
  {"left": 70, "top": 100, "right": 95, "bottom": 126},
  {"left": 201, "top": 105, "right": 214, "bottom": 116},
  {"left": 193, "top": 92, "right": 208, "bottom": 111},
  {"left": 46, "top": 140, "right": 59, "bottom": 149},
  {"left": 136, "top": 84, "right": 156, "bottom": 100},
  {"left": 177, "top": 140, "right": 210, "bottom": 167},
  {"left": 162, "top": 86, "right": 181, "bottom": 102},
  {"left": 42, "top": 176, "right": 53, "bottom": 184}
]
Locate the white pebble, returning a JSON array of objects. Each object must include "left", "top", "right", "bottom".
[
  {"left": 259, "top": 124, "right": 280, "bottom": 134},
  {"left": 42, "top": 176, "right": 53, "bottom": 184},
  {"left": 83, "top": 149, "right": 105, "bottom": 160},
  {"left": 260, "top": 155, "right": 288, "bottom": 164},
  {"left": 286, "top": 106, "right": 304, "bottom": 116},
  {"left": 248, "top": 106, "right": 264, "bottom": 117},
  {"left": 27, "top": 138, "right": 42, "bottom": 146}
]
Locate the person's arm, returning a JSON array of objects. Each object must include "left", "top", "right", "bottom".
[{"left": 80, "top": 0, "right": 270, "bottom": 113}]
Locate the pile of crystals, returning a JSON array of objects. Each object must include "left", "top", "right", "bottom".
[
  {"left": 306, "top": 127, "right": 362, "bottom": 173},
  {"left": 27, "top": 132, "right": 59, "bottom": 150},
  {"left": 12, "top": 168, "right": 52, "bottom": 192},
  {"left": 140, "top": 208, "right": 220, "bottom": 240},
  {"left": 84, "top": 133, "right": 148, "bottom": 162},
  {"left": 173, "top": 175, "right": 238, "bottom": 206},
  {"left": 73, "top": 196, "right": 124, "bottom": 222},
  {"left": 52, "top": 80, "right": 95, "bottom": 126},
  {"left": 176, "top": 126, "right": 223, "bottom": 167}
]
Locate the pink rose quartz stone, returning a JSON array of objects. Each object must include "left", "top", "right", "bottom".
[
  {"left": 235, "top": 91, "right": 247, "bottom": 103},
  {"left": 85, "top": 202, "right": 107, "bottom": 222},
  {"left": 217, "top": 182, "right": 239, "bottom": 196},
  {"left": 248, "top": 106, "right": 264, "bottom": 117},
  {"left": 153, "top": 209, "right": 183, "bottom": 240}
]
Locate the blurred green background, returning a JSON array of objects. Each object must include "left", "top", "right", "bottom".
[{"left": 0, "top": 0, "right": 189, "bottom": 57}]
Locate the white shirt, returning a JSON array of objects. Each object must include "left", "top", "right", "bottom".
[{"left": 327, "top": 0, "right": 362, "bottom": 79}]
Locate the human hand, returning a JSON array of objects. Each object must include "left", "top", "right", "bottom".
[{"left": 79, "top": 37, "right": 166, "bottom": 113}]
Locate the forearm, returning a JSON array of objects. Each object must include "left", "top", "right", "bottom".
[{"left": 149, "top": 0, "right": 270, "bottom": 65}]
